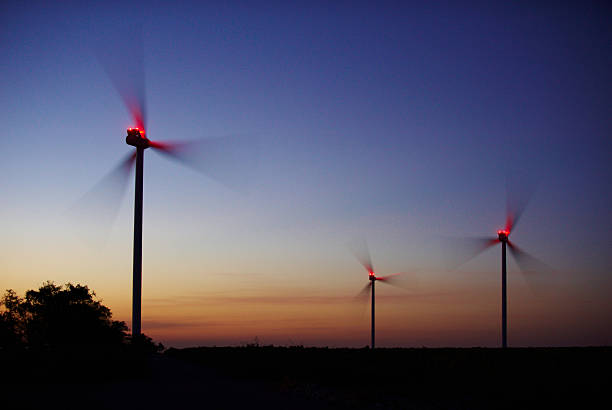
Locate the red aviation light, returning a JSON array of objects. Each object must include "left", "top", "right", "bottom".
[
  {"left": 127, "top": 127, "right": 146, "bottom": 137},
  {"left": 497, "top": 229, "right": 509, "bottom": 241},
  {"left": 126, "top": 127, "right": 149, "bottom": 148}
]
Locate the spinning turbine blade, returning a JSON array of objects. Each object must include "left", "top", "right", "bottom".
[
  {"left": 149, "top": 135, "right": 260, "bottom": 192},
  {"left": 94, "top": 24, "right": 147, "bottom": 130},
  {"left": 353, "top": 282, "right": 373, "bottom": 324},
  {"left": 446, "top": 236, "right": 498, "bottom": 270},
  {"left": 75, "top": 152, "right": 136, "bottom": 210},
  {"left": 507, "top": 241, "right": 553, "bottom": 275},
  {"left": 354, "top": 282, "right": 372, "bottom": 302},
  {"left": 376, "top": 272, "right": 415, "bottom": 290},
  {"left": 348, "top": 238, "right": 374, "bottom": 274},
  {"left": 507, "top": 240, "right": 554, "bottom": 294},
  {"left": 70, "top": 152, "right": 137, "bottom": 242},
  {"left": 505, "top": 175, "right": 537, "bottom": 233}
]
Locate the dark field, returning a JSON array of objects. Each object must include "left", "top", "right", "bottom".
[
  {"left": 166, "top": 346, "right": 610, "bottom": 409},
  {"left": 1, "top": 346, "right": 609, "bottom": 409}
]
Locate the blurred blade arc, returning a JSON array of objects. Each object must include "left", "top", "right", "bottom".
[
  {"left": 149, "top": 134, "right": 261, "bottom": 193},
  {"left": 444, "top": 236, "right": 499, "bottom": 270},
  {"left": 348, "top": 238, "right": 374, "bottom": 274},
  {"left": 93, "top": 23, "right": 147, "bottom": 130},
  {"left": 376, "top": 272, "right": 415, "bottom": 290},
  {"left": 354, "top": 282, "right": 372, "bottom": 302},
  {"left": 507, "top": 240, "right": 555, "bottom": 295},
  {"left": 507, "top": 241, "right": 554, "bottom": 275},
  {"left": 505, "top": 174, "right": 538, "bottom": 233},
  {"left": 68, "top": 151, "right": 137, "bottom": 244}
]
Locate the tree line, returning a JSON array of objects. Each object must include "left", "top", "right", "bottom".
[{"left": 0, "top": 281, "right": 162, "bottom": 353}]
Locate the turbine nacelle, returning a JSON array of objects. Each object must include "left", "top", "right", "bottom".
[
  {"left": 126, "top": 127, "right": 150, "bottom": 148},
  {"left": 369, "top": 272, "right": 376, "bottom": 281},
  {"left": 497, "top": 229, "right": 509, "bottom": 242}
]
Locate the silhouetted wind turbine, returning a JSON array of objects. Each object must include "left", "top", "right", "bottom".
[
  {"left": 351, "top": 240, "right": 410, "bottom": 349},
  {"left": 454, "top": 188, "right": 551, "bottom": 348},
  {"left": 86, "top": 26, "right": 257, "bottom": 338}
]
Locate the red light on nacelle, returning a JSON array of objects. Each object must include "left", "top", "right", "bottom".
[
  {"left": 127, "top": 127, "right": 145, "bottom": 137},
  {"left": 497, "top": 229, "right": 509, "bottom": 235}
]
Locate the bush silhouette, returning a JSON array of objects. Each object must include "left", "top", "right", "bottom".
[
  {"left": 0, "top": 281, "right": 161, "bottom": 352},
  {"left": 0, "top": 290, "right": 23, "bottom": 350}
]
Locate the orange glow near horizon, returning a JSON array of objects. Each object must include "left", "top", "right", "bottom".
[
  {"left": 1, "top": 210, "right": 611, "bottom": 349},
  {"left": 3, "top": 257, "right": 612, "bottom": 348}
]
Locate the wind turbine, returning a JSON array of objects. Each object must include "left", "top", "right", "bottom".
[
  {"left": 85, "top": 26, "right": 257, "bottom": 338},
  {"left": 454, "top": 189, "right": 551, "bottom": 348},
  {"left": 351, "top": 240, "right": 410, "bottom": 349}
]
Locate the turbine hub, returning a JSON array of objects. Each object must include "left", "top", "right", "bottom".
[
  {"left": 369, "top": 273, "right": 376, "bottom": 281},
  {"left": 126, "top": 128, "right": 150, "bottom": 148},
  {"left": 497, "top": 229, "right": 509, "bottom": 242}
]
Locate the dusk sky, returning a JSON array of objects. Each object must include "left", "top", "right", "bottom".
[{"left": 1, "top": 1, "right": 611, "bottom": 347}]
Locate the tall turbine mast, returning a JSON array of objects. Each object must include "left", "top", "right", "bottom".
[
  {"left": 498, "top": 229, "right": 508, "bottom": 348},
  {"left": 370, "top": 273, "right": 375, "bottom": 349},
  {"left": 126, "top": 128, "right": 149, "bottom": 337}
]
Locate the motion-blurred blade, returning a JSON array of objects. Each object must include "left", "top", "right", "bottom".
[
  {"left": 348, "top": 238, "right": 374, "bottom": 274},
  {"left": 505, "top": 175, "right": 537, "bottom": 233},
  {"left": 69, "top": 151, "right": 136, "bottom": 244},
  {"left": 93, "top": 23, "right": 147, "bottom": 130},
  {"left": 444, "top": 236, "right": 499, "bottom": 270},
  {"left": 354, "top": 282, "right": 372, "bottom": 302},
  {"left": 507, "top": 240, "right": 554, "bottom": 294},
  {"left": 149, "top": 134, "right": 260, "bottom": 193},
  {"left": 377, "top": 272, "right": 416, "bottom": 290},
  {"left": 507, "top": 241, "right": 553, "bottom": 275}
]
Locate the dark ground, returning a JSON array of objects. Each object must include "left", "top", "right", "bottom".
[
  {"left": 1, "top": 350, "right": 332, "bottom": 410},
  {"left": 1, "top": 346, "right": 609, "bottom": 409}
]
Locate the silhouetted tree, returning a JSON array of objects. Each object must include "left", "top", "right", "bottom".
[
  {"left": 1, "top": 282, "right": 165, "bottom": 384},
  {"left": 129, "top": 333, "right": 165, "bottom": 354},
  {"left": 0, "top": 281, "right": 130, "bottom": 350},
  {"left": 0, "top": 290, "right": 25, "bottom": 350}
]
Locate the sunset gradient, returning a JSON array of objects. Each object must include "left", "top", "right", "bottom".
[{"left": 1, "top": 1, "right": 611, "bottom": 348}]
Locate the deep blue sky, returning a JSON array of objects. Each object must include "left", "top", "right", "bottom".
[{"left": 1, "top": 1, "right": 611, "bottom": 347}]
